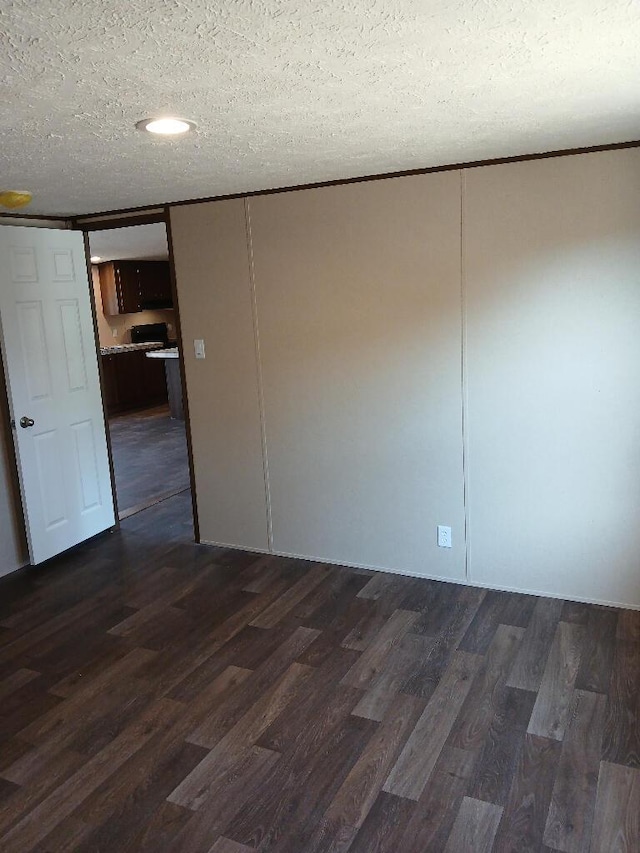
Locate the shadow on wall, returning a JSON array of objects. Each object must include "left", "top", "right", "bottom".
[
  {"left": 0, "top": 350, "right": 27, "bottom": 575},
  {"left": 466, "top": 231, "right": 640, "bottom": 604}
]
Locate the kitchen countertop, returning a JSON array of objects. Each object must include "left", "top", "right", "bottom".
[
  {"left": 146, "top": 347, "right": 179, "bottom": 359},
  {"left": 100, "top": 342, "right": 164, "bottom": 356}
]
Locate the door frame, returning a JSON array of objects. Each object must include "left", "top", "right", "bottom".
[
  {"left": 81, "top": 230, "right": 120, "bottom": 531},
  {"left": 75, "top": 210, "right": 200, "bottom": 540}
]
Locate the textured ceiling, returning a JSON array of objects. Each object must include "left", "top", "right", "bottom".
[
  {"left": 88, "top": 222, "right": 168, "bottom": 261},
  {"left": 1, "top": 0, "right": 639, "bottom": 216}
]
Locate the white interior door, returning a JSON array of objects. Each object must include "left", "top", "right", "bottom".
[{"left": 0, "top": 226, "right": 115, "bottom": 564}]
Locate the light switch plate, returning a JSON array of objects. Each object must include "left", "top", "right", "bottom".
[{"left": 194, "top": 339, "right": 205, "bottom": 359}]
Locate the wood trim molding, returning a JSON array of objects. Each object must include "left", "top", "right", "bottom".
[
  {"left": 5, "top": 137, "right": 640, "bottom": 225},
  {"left": 163, "top": 205, "right": 201, "bottom": 543},
  {"left": 82, "top": 232, "right": 120, "bottom": 531},
  {"left": 71, "top": 211, "right": 167, "bottom": 231},
  {"left": 68, "top": 138, "right": 640, "bottom": 221},
  {"left": 0, "top": 212, "right": 70, "bottom": 222}
]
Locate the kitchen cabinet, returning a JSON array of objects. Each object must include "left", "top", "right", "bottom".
[
  {"left": 101, "top": 350, "right": 168, "bottom": 415},
  {"left": 98, "top": 261, "right": 141, "bottom": 315},
  {"left": 100, "top": 353, "right": 120, "bottom": 413},
  {"left": 138, "top": 262, "right": 172, "bottom": 310},
  {"left": 146, "top": 349, "right": 184, "bottom": 419},
  {"left": 98, "top": 260, "right": 172, "bottom": 315}
]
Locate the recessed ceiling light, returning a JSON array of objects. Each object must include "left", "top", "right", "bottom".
[
  {"left": 90, "top": 255, "right": 101, "bottom": 263},
  {"left": 136, "top": 117, "right": 195, "bottom": 135}
]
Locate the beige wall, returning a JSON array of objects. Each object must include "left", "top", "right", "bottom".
[
  {"left": 4, "top": 149, "right": 637, "bottom": 603},
  {"left": 0, "top": 356, "right": 27, "bottom": 577},
  {"left": 464, "top": 150, "right": 640, "bottom": 606},
  {"left": 169, "top": 200, "right": 269, "bottom": 551},
  {"left": 171, "top": 147, "right": 640, "bottom": 607},
  {"left": 91, "top": 266, "right": 176, "bottom": 347},
  {"left": 247, "top": 176, "right": 466, "bottom": 579}
]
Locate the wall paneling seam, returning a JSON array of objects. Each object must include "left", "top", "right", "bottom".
[
  {"left": 243, "top": 198, "right": 274, "bottom": 552},
  {"left": 460, "top": 169, "right": 470, "bottom": 583}
]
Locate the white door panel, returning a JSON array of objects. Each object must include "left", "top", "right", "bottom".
[{"left": 0, "top": 226, "right": 115, "bottom": 564}]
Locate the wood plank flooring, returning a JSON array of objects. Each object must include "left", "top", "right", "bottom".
[
  {"left": 0, "top": 491, "right": 639, "bottom": 851},
  {"left": 108, "top": 405, "right": 190, "bottom": 519}
]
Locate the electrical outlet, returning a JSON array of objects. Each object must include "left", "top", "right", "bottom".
[
  {"left": 112, "top": 328, "right": 118, "bottom": 338},
  {"left": 194, "top": 339, "right": 206, "bottom": 359},
  {"left": 437, "top": 525, "right": 452, "bottom": 548}
]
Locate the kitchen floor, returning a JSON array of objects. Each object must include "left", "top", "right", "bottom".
[{"left": 108, "top": 405, "right": 190, "bottom": 519}]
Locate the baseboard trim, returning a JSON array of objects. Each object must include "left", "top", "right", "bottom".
[
  {"left": 0, "top": 559, "right": 30, "bottom": 584},
  {"left": 200, "top": 538, "right": 271, "bottom": 556},
  {"left": 198, "top": 537, "right": 640, "bottom": 611},
  {"left": 464, "top": 576, "right": 640, "bottom": 612}
]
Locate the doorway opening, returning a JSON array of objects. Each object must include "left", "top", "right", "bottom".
[{"left": 87, "top": 221, "right": 191, "bottom": 522}]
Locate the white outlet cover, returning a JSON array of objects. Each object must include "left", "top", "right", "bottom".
[{"left": 437, "top": 525, "right": 452, "bottom": 548}]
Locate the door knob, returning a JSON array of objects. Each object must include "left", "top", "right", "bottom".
[{"left": 19, "top": 416, "right": 35, "bottom": 429}]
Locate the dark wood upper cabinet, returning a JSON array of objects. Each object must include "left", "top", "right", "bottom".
[
  {"left": 98, "top": 260, "right": 172, "bottom": 315},
  {"left": 138, "top": 261, "right": 172, "bottom": 310},
  {"left": 98, "top": 261, "right": 140, "bottom": 315}
]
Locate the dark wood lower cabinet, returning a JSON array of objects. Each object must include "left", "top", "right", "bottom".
[
  {"left": 143, "top": 352, "right": 169, "bottom": 403},
  {"left": 164, "top": 358, "right": 185, "bottom": 420},
  {"left": 101, "top": 351, "right": 168, "bottom": 415},
  {"left": 101, "top": 354, "right": 120, "bottom": 413}
]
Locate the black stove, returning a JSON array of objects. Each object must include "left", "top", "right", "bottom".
[{"left": 130, "top": 323, "right": 169, "bottom": 347}]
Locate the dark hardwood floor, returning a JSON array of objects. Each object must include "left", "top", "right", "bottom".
[
  {"left": 0, "top": 492, "right": 638, "bottom": 851},
  {"left": 108, "top": 405, "right": 190, "bottom": 519}
]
